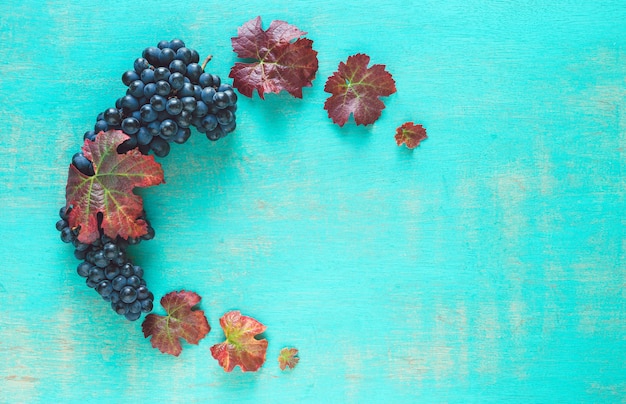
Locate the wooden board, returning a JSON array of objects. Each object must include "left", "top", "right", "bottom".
[{"left": 1, "top": 0, "right": 625, "bottom": 401}]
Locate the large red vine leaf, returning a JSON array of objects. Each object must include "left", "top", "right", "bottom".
[
  {"left": 395, "top": 122, "right": 427, "bottom": 149},
  {"left": 210, "top": 311, "right": 268, "bottom": 372},
  {"left": 229, "top": 16, "right": 319, "bottom": 99},
  {"left": 65, "top": 130, "right": 164, "bottom": 244},
  {"left": 278, "top": 347, "right": 299, "bottom": 370},
  {"left": 142, "top": 290, "right": 210, "bottom": 356},
  {"left": 324, "top": 53, "right": 396, "bottom": 126}
]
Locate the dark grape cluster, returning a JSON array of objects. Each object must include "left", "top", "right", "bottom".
[
  {"left": 78, "top": 38, "right": 237, "bottom": 163},
  {"left": 60, "top": 39, "right": 237, "bottom": 321},
  {"left": 57, "top": 206, "right": 155, "bottom": 321}
]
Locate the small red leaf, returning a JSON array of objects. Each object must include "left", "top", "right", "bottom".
[
  {"left": 142, "top": 290, "right": 210, "bottom": 356},
  {"left": 229, "top": 16, "right": 319, "bottom": 99},
  {"left": 210, "top": 311, "right": 268, "bottom": 372},
  {"left": 395, "top": 122, "right": 427, "bottom": 149},
  {"left": 278, "top": 347, "right": 299, "bottom": 370},
  {"left": 65, "top": 130, "right": 164, "bottom": 244},
  {"left": 324, "top": 53, "right": 396, "bottom": 126}
]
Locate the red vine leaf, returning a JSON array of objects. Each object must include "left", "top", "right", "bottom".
[
  {"left": 324, "top": 53, "right": 396, "bottom": 126},
  {"left": 210, "top": 311, "right": 268, "bottom": 372},
  {"left": 395, "top": 122, "right": 427, "bottom": 149},
  {"left": 229, "top": 16, "right": 319, "bottom": 99},
  {"left": 142, "top": 290, "right": 210, "bottom": 357},
  {"left": 65, "top": 130, "right": 164, "bottom": 244},
  {"left": 278, "top": 347, "right": 299, "bottom": 370}
]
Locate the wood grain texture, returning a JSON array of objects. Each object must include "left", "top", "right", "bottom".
[{"left": 1, "top": 0, "right": 625, "bottom": 402}]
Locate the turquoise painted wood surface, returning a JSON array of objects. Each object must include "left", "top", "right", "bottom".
[{"left": 1, "top": 0, "right": 625, "bottom": 402}]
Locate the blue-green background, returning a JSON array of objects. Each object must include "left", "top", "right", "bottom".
[{"left": 1, "top": 1, "right": 625, "bottom": 402}]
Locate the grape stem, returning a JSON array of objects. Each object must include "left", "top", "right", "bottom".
[{"left": 201, "top": 55, "right": 213, "bottom": 71}]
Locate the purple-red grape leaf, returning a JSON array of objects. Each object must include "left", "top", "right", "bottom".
[
  {"left": 229, "top": 16, "right": 318, "bottom": 99},
  {"left": 210, "top": 311, "right": 268, "bottom": 372},
  {"left": 278, "top": 347, "right": 299, "bottom": 370},
  {"left": 395, "top": 122, "right": 427, "bottom": 149},
  {"left": 142, "top": 290, "right": 210, "bottom": 357},
  {"left": 65, "top": 130, "right": 164, "bottom": 244},
  {"left": 324, "top": 53, "right": 396, "bottom": 126}
]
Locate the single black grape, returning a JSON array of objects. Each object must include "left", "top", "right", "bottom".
[
  {"left": 160, "top": 119, "right": 178, "bottom": 138},
  {"left": 122, "top": 70, "right": 140, "bottom": 86},
  {"left": 175, "top": 47, "right": 191, "bottom": 64},
  {"left": 150, "top": 95, "right": 166, "bottom": 112},
  {"left": 125, "top": 311, "right": 141, "bottom": 321},
  {"left": 141, "top": 299, "right": 154, "bottom": 313},
  {"left": 186, "top": 63, "right": 203, "bottom": 83},
  {"left": 141, "top": 69, "right": 155, "bottom": 84},
  {"left": 73, "top": 239, "right": 90, "bottom": 252},
  {"left": 120, "top": 95, "right": 140, "bottom": 112},
  {"left": 147, "top": 121, "right": 161, "bottom": 136},
  {"left": 95, "top": 120, "right": 109, "bottom": 134},
  {"left": 213, "top": 91, "right": 229, "bottom": 109},
  {"left": 103, "top": 242, "right": 118, "bottom": 260},
  {"left": 56, "top": 219, "right": 68, "bottom": 232},
  {"left": 189, "top": 49, "right": 200, "bottom": 63},
  {"left": 154, "top": 67, "right": 171, "bottom": 81},
  {"left": 133, "top": 265, "right": 144, "bottom": 277},
  {"left": 129, "top": 300, "right": 143, "bottom": 314},
  {"left": 134, "top": 57, "right": 150, "bottom": 73},
  {"left": 121, "top": 117, "right": 140, "bottom": 135},
  {"left": 77, "top": 261, "right": 91, "bottom": 278},
  {"left": 224, "top": 89, "right": 237, "bottom": 106},
  {"left": 110, "top": 291, "right": 120, "bottom": 304},
  {"left": 143, "top": 82, "right": 157, "bottom": 98},
  {"left": 84, "top": 130, "right": 97, "bottom": 141},
  {"left": 97, "top": 280, "right": 113, "bottom": 297},
  {"left": 169, "top": 39, "right": 185, "bottom": 51},
  {"left": 221, "top": 120, "right": 236, "bottom": 135},
  {"left": 174, "top": 128, "right": 192, "bottom": 144},
  {"left": 158, "top": 48, "right": 175, "bottom": 66},
  {"left": 137, "top": 127, "right": 152, "bottom": 145},
  {"left": 60, "top": 227, "right": 75, "bottom": 243},
  {"left": 168, "top": 72, "right": 185, "bottom": 90},
  {"left": 88, "top": 267, "right": 106, "bottom": 283},
  {"left": 113, "top": 301, "right": 129, "bottom": 315},
  {"left": 142, "top": 46, "right": 161, "bottom": 65},
  {"left": 216, "top": 109, "right": 233, "bottom": 125},
  {"left": 140, "top": 104, "right": 158, "bottom": 123},
  {"left": 150, "top": 137, "right": 170, "bottom": 157},
  {"left": 193, "top": 101, "right": 209, "bottom": 118},
  {"left": 72, "top": 152, "right": 95, "bottom": 176},
  {"left": 120, "top": 286, "right": 138, "bottom": 303},
  {"left": 112, "top": 275, "right": 127, "bottom": 291},
  {"left": 128, "top": 80, "right": 145, "bottom": 98},
  {"left": 103, "top": 108, "right": 122, "bottom": 126},
  {"left": 104, "top": 264, "right": 120, "bottom": 280},
  {"left": 127, "top": 275, "right": 141, "bottom": 288},
  {"left": 198, "top": 73, "right": 213, "bottom": 87},
  {"left": 169, "top": 59, "right": 186, "bottom": 74},
  {"left": 202, "top": 114, "right": 218, "bottom": 131},
  {"left": 206, "top": 126, "right": 224, "bottom": 141},
  {"left": 176, "top": 111, "right": 192, "bottom": 128},
  {"left": 201, "top": 87, "right": 216, "bottom": 104},
  {"left": 165, "top": 98, "right": 183, "bottom": 115},
  {"left": 155, "top": 80, "right": 171, "bottom": 96},
  {"left": 120, "top": 263, "right": 134, "bottom": 278}
]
